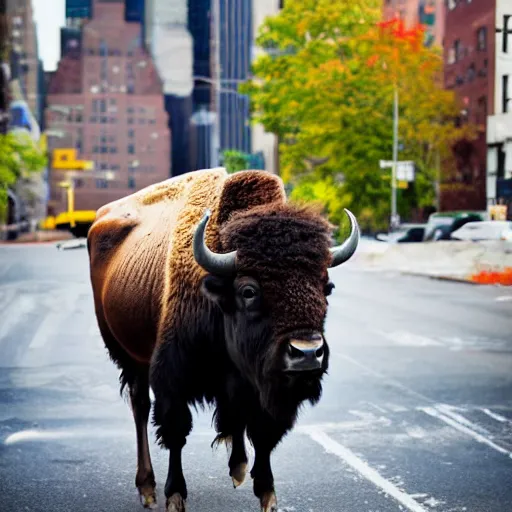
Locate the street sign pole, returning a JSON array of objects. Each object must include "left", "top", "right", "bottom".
[{"left": 391, "top": 86, "right": 399, "bottom": 230}]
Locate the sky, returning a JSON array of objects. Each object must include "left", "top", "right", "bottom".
[{"left": 32, "top": 0, "right": 66, "bottom": 71}]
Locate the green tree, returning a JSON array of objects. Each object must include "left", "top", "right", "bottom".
[
  {"left": 0, "top": 132, "right": 47, "bottom": 221},
  {"left": 221, "top": 149, "right": 251, "bottom": 174},
  {"left": 242, "top": 1, "right": 474, "bottom": 231}
]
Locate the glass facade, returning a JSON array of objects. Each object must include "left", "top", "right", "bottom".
[
  {"left": 125, "top": 0, "right": 144, "bottom": 23},
  {"left": 65, "top": 0, "right": 92, "bottom": 19},
  {"left": 218, "top": 0, "right": 252, "bottom": 154}
]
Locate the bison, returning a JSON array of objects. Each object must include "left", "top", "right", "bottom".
[{"left": 87, "top": 168, "right": 359, "bottom": 512}]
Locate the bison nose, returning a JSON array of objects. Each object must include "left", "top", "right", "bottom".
[{"left": 285, "top": 334, "right": 325, "bottom": 372}]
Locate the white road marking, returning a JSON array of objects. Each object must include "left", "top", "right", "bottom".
[
  {"left": 4, "top": 429, "right": 76, "bottom": 445},
  {"left": 420, "top": 407, "right": 512, "bottom": 458},
  {"left": 4, "top": 428, "right": 216, "bottom": 446},
  {"left": 302, "top": 426, "right": 428, "bottom": 512},
  {"left": 495, "top": 295, "right": 512, "bottom": 302},
  {"left": 436, "top": 404, "right": 490, "bottom": 436},
  {"left": 374, "top": 329, "right": 444, "bottom": 347},
  {"left": 481, "top": 408, "right": 511, "bottom": 424},
  {"left": 0, "top": 295, "right": 37, "bottom": 342},
  {"left": 29, "top": 311, "right": 63, "bottom": 349}
]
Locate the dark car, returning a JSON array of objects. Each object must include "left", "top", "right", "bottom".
[{"left": 376, "top": 223, "right": 426, "bottom": 243}]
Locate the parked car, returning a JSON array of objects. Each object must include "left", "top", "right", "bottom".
[
  {"left": 376, "top": 223, "right": 426, "bottom": 243},
  {"left": 450, "top": 220, "right": 512, "bottom": 242},
  {"left": 423, "top": 211, "right": 488, "bottom": 241}
]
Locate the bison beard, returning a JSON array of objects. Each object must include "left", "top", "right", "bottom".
[{"left": 88, "top": 169, "right": 357, "bottom": 512}]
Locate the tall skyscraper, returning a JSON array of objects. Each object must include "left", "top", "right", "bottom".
[
  {"left": 144, "top": 0, "right": 194, "bottom": 176},
  {"left": 46, "top": 0, "right": 170, "bottom": 215},
  {"left": 216, "top": 0, "right": 252, "bottom": 157}
]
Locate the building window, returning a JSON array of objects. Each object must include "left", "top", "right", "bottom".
[
  {"left": 109, "top": 146, "right": 117, "bottom": 154},
  {"left": 477, "top": 96, "right": 487, "bottom": 124},
  {"left": 128, "top": 176, "right": 136, "bottom": 189},
  {"left": 128, "top": 129, "right": 135, "bottom": 138},
  {"left": 93, "top": 146, "right": 99, "bottom": 153},
  {"left": 127, "top": 106, "right": 134, "bottom": 114},
  {"left": 128, "top": 118, "right": 134, "bottom": 125},
  {"left": 454, "top": 40, "right": 461, "bottom": 62},
  {"left": 96, "top": 179, "right": 108, "bottom": 189},
  {"left": 503, "top": 75, "right": 510, "bottom": 113},
  {"left": 128, "top": 144, "right": 135, "bottom": 154},
  {"left": 75, "top": 178, "right": 84, "bottom": 188},
  {"left": 467, "top": 63, "right": 475, "bottom": 82},
  {"left": 149, "top": 119, "right": 156, "bottom": 125},
  {"left": 477, "top": 27, "right": 487, "bottom": 51}
]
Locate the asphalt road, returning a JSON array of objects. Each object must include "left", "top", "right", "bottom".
[{"left": 0, "top": 243, "right": 511, "bottom": 512}]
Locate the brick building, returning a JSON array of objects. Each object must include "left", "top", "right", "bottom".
[
  {"left": 46, "top": 0, "right": 170, "bottom": 215},
  {"left": 441, "top": 0, "right": 495, "bottom": 211}
]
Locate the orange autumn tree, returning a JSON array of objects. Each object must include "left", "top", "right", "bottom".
[{"left": 242, "top": 3, "right": 474, "bottom": 232}]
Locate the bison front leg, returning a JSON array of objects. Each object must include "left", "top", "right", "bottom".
[
  {"left": 153, "top": 397, "right": 192, "bottom": 512},
  {"left": 247, "top": 415, "right": 287, "bottom": 512},
  {"left": 213, "top": 387, "right": 248, "bottom": 488}
]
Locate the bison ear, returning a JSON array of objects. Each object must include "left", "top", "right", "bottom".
[{"left": 201, "top": 275, "right": 231, "bottom": 310}]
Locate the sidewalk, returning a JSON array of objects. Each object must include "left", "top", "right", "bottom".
[
  {"left": 0, "top": 230, "right": 74, "bottom": 244},
  {"left": 349, "top": 240, "right": 512, "bottom": 285}
]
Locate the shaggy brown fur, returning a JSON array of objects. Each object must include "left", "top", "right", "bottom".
[
  {"left": 87, "top": 168, "right": 336, "bottom": 512},
  {"left": 88, "top": 168, "right": 285, "bottom": 363}
]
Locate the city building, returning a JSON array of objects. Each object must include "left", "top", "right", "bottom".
[
  {"left": 487, "top": 0, "right": 512, "bottom": 217},
  {"left": 383, "top": 0, "right": 445, "bottom": 47},
  {"left": 189, "top": 0, "right": 214, "bottom": 170},
  {"left": 4, "top": 0, "right": 47, "bottom": 228},
  {"left": 144, "top": 0, "right": 193, "bottom": 176},
  {"left": 442, "top": 0, "right": 495, "bottom": 212},
  {"left": 216, "top": 0, "right": 252, "bottom": 160},
  {"left": 46, "top": 0, "right": 170, "bottom": 215}
]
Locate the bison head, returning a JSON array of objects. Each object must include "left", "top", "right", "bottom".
[{"left": 193, "top": 204, "right": 359, "bottom": 415}]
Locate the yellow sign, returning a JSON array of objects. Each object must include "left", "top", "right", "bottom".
[
  {"left": 397, "top": 180, "right": 408, "bottom": 189},
  {"left": 52, "top": 148, "right": 94, "bottom": 170},
  {"left": 489, "top": 205, "right": 507, "bottom": 221}
]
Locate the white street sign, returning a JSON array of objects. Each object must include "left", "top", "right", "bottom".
[{"left": 379, "top": 160, "right": 415, "bottom": 181}]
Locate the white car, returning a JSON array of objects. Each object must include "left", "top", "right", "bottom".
[{"left": 450, "top": 221, "right": 512, "bottom": 242}]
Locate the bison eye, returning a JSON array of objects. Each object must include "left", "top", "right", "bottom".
[
  {"left": 324, "top": 282, "right": 335, "bottom": 296},
  {"left": 242, "top": 286, "right": 257, "bottom": 300}
]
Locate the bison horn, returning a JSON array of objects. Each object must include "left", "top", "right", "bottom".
[
  {"left": 329, "top": 209, "right": 360, "bottom": 268},
  {"left": 193, "top": 209, "right": 237, "bottom": 276}
]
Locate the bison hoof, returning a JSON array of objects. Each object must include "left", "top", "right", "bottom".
[
  {"left": 138, "top": 486, "right": 157, "bottom": 509},
  {"left": 260, "top": 491, "right": 278, "bottom": 512},
  {"left": 230, "top": 462, "right": 248, "bottom": 488},
  {"left": 166, "top": 493, "right": 186, "bottom": 512}
]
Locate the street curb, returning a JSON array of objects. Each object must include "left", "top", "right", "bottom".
[{"left": 400, "top": 271, "right": 480, "bottom": 285}]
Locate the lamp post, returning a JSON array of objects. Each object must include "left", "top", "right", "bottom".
[{"left": 391, "top": 87, "right": 399, "bottom": 230}]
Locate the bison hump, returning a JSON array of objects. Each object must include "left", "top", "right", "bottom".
[{"left": 217, "top": 170, "right": 286, "bottom": 225}]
